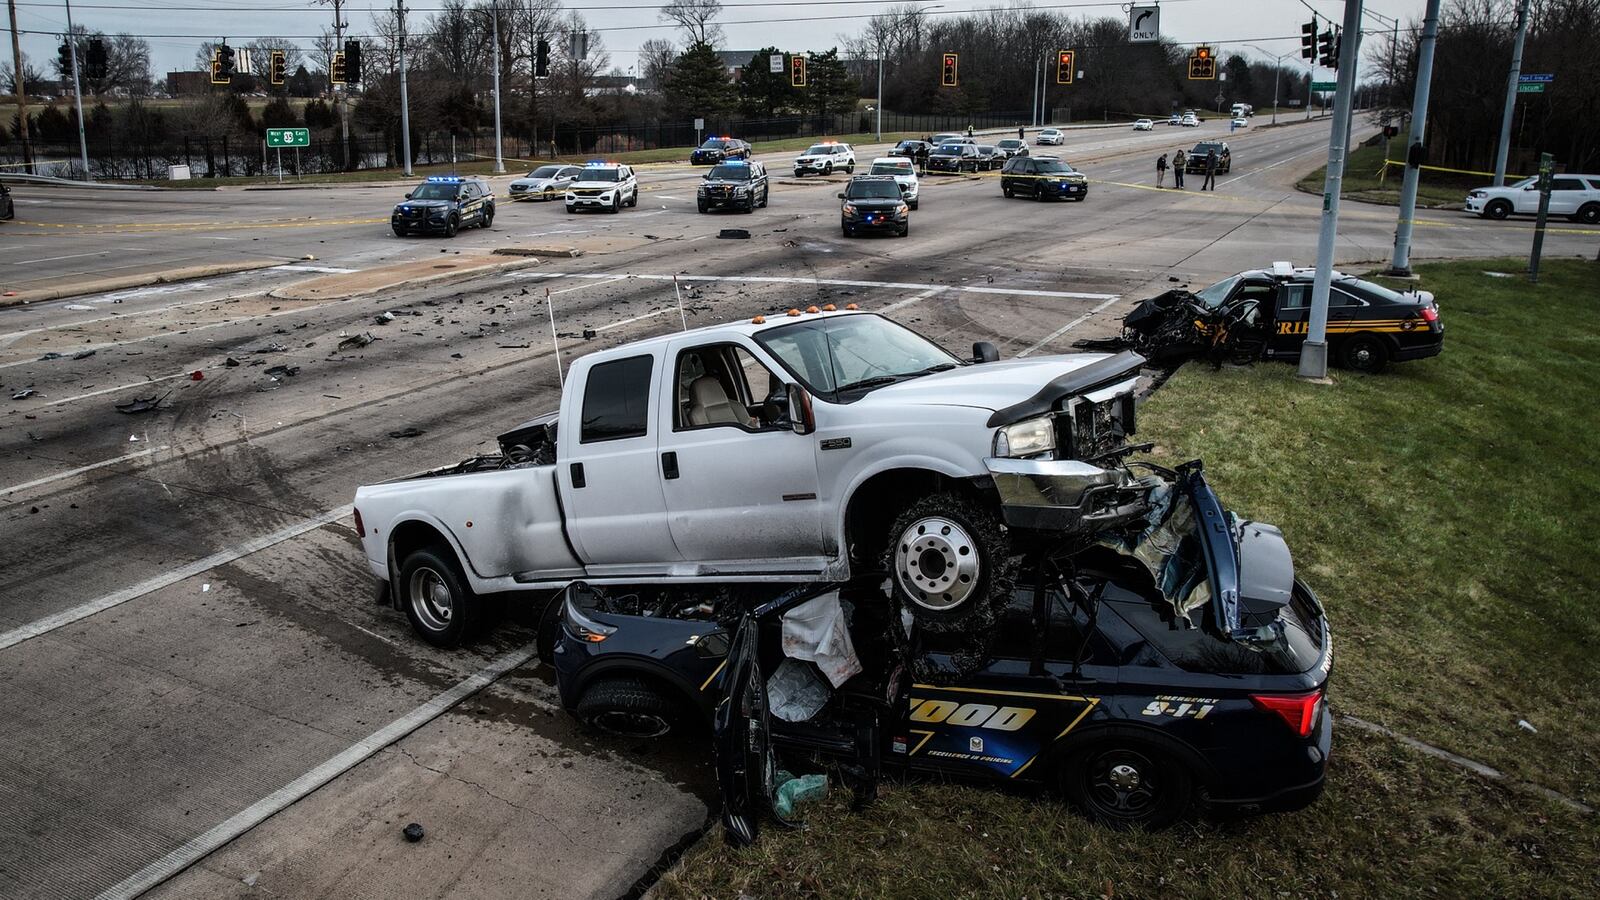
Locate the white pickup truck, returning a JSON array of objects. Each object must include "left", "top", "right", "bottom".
[{"left": 354, "top": 309, "right": 1149, "bottom": 646}]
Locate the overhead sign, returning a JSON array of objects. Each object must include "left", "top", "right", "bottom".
[
  {"left": 770, "top": 53, "right": 783, "bottom": 74},
  {"left": 1129, "top": 6, "right": 1160, "bottom": 43},
  {"left": 1519, "top": 73, "right": 1553, "bottom": 83},
  {"left": 266, "top": 127, "right": 310, "bottom": 148},
  {"left": 1517, "top": 83, "right": 1545, "bottom": 93}
]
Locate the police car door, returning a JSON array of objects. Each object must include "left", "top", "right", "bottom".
[
  {"left": 460, "top": 181, "right": 483, "bottom": 222},
  {"left": 713, "top": 610, "right": 779, "bottom": 847},
  {"left": 1269, "top": 283, "right": 1310, "bottom": 355}
]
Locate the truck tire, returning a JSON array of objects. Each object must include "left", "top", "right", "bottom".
[
  {"left": 1061, "top": 740, "right": 1193, "bottom": 831},
  {"left": 882, "top": 492, "right": 1016, "bottom": 636},
  {"left": 399, "top": 545, "right": 480, "bottom": 647},
  {"left": 577, "top": 677, "right": 679, "bottom": 738}
]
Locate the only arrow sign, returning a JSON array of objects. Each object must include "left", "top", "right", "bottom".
[{"left": 1129, "top": 5, "right": 1160, "bottom": 43}]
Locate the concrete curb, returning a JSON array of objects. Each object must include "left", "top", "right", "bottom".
[
  {"left": 268, "top": 255, "right": 541, "bottom": 302},
  {"left": 0, "top": 260, "right": 285, "bottom": 308}
]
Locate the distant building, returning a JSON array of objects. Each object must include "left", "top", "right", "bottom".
[
  {"left": 714, "top": 51, "right": 764, "bottom": 79},
  {"left": 165, "top": 71, "right": 212, "bottom": 96}
]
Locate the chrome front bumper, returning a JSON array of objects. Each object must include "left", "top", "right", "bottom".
[{"left": 985, "top": 457, "right": 1153, "bottom": 532}]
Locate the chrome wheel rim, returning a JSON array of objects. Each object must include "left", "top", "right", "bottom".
[
  {"left": 894, "top": 516, "right": 980, "bottom": 611},
  {"left": 408, "top": 566, "right": 454, "bottom": 632}
]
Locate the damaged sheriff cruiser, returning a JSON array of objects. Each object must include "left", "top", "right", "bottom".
[{"left": 353, "top": 308, "right": 1167, "bottom": 647}]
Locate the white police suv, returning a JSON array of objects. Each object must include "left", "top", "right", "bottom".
[{"left": 565, "top": 161, "right": 639, "bottom": 214}]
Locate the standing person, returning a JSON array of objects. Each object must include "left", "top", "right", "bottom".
[
  {"left": 1172, "top": 150, "right": 1186, "bottom": 189},
  {"left": 1202, "top": 150, "right": 1218, "bottom": 191},
  {"left": 1017, "top": 124, "right": 1025, "bottom": 140},
  {"left": 915, "top": 141, "right": 930, "bottom": 176},
  {"left": 1156, "top": 153, "right": 1168, "bottom": 188}
]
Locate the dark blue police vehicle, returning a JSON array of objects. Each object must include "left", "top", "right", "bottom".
[{"left": 391, "top": 175, "right": 495, "bottom": 237}]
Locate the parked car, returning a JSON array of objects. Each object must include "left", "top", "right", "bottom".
[
  {"left": 1465, "top": 173, "right": 1600, "bottom": 223},
  {"left": 1167, "top": 114, "right": 1182, "bottom": 126},
  {"left": 1001, "top": 155, "right": 1088, "bottom": 201},
  {"left": 697, "top": 160, "right": 769, "bottom": 213},
  {"left": 352, "top": 310, "right": 1148, "bottom": 650},
  {"left": 927, "top": 143, "right": 981, "bottom": 173},
  {"left": 995, "top": 138, "right": 1029, "bottom": 158},
  {"left": 691, "top": 136, "right": 751, "bottom": 165},
  {"left": 868, "top": 156, "right": 920, "bottom": 209},
  {"left": 508, "top": 164, "right": 583, "bottom": 201},
  {"left": 1037, "top": 128, "right": 1065, "bottom": 145},
  {"left": 1186, "top": 141, "right": 1231, "bottom": 173},
  {"left": 973, "top": 144, "right": 1005, "bottom": 170},
  {"left": 839, "top": 175, "right": 910, "bottom": 237},
  {"left": 1181, "top": 113, "right": 1199, "bottom": 127},
  {"left": 928, "top": 133, "right": 970, "bottom": 146},
  {"left": 1133, "top": 119, "right": 1154, "bottom": 131},
  {"left": 793, "top": 141, "right": 856, "bottom": 177}
]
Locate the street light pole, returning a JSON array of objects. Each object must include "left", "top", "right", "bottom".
[
  {"left": 1388, "top": 0, "right": 1442, "bottom": 276},
  {"left": 489, "top": 0, "right": 505, "bottom": 174},
  {"left": 396, "top": 0, "right": 412, "bottom": 176},
  {"left": 875, "top": 38, "right": 882, "bottom": 142},
  {"left": 1493, "top": 0, "right": 1531, "bottom": 185},
  {"left": 63, "top": 0, "right": 89, "bottom": 179},
  {"left": 6, "top": 0, "right": 33, "bottom": 173}
]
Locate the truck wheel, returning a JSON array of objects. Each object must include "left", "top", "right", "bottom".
[
  {"left": 399, "top": 546, "right": 479, "bottom": 647},
  {"left": 1338, "top": 334, "right": 1390, "bottom": 373},
  {"left": 577, "top": 677, "right": 678, "bottom": 738},
  {"left": 882, "top": 492, "right": 1015, "bottom": 635},
  {"left": 1061, "top": 741, "right": 1193, "bottom": 831}
]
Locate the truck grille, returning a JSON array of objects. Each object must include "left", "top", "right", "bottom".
[{"left": 1059, "top": 396, "right": 1132, "bottom": 461}]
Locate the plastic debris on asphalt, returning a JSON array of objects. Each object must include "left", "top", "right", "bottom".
[
  {"left": 115, "top": 395, "right": 165, "bottom": 414},
  {"left": 336, "top": 332, "right": 377, "bottom": 351},
  {"left": 403, "top": 823, "right": 425, "bottom": 842},
  {"left": 389, "top": 427, "right": 426, "bottom": 439},
  {"left": 12, "top": 389, "right": 36, "bottom": 400}
]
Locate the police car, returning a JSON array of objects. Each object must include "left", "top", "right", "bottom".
[
  {"left": 691, "top": 136, "right": 752, "bottom": 165},
  {"left": 552, "top": 463, "right": 1332, "bottom": 840},
  {"left": 565, "top": 161, "right": 639, "bottom": 214},
  {"left": 697, "top": 160, "right": 769, "bottom": 213},
  {"left": 391, "top": 175, "right": 494, "bottom": 237},
  {"left": 792, "top": 141, "right": 856, "bottom": 177}
]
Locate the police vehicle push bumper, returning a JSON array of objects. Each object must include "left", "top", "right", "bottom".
[
  {"left": 391, "top": 202, "right": 454, "bottom": 234},
  {"left": 1040, "top": 176, "right": 1087, "bottom": 200}
]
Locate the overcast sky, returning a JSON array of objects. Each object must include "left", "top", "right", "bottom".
[{"left": 10, "top": 0, "right": 1427, "bottom": 83}]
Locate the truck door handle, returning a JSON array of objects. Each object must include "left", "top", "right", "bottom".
[
  {"left": 569, "top": 462, "right": 586, "bottom": 488},
  {"left": 661, "top": 451, "right": 679, "bottom": 480}
]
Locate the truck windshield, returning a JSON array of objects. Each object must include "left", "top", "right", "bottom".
[{"left": 755, "top": 315, "right": 961, "bottom": 397}]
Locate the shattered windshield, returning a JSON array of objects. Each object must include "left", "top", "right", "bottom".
[
  {"left": 1194, "top": 275, "right": 1241, "bottom": 308},
  {"left": 756, "top": 315, "right": 960, "bottom": 396}
]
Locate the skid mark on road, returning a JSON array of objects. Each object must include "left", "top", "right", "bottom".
[{"left": 0, "top": 444, "right": 172, "bottom": 497}]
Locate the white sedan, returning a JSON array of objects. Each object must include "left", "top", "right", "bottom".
[
  {"left": 1231, "top": 117, "right": 1248, "bottom": 129},
  {"left": 1036, "top": 128, "right": 1064, "bottom": 146},
  {"left": 1133, "top": 119, "right": 1153, "bottom": 131},
  {"left": 508, "top": 164, "right": 584, "bottom": 201}
]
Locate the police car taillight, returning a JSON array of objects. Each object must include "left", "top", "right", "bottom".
[
  {"left": 1420, "top": 306, "right": 1438, "bottom": 322},
  {"left": 1250, "top": 690, "right": 1322, "bottom": 738}
]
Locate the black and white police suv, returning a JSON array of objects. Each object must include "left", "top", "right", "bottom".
[
  {"left": 793, "top": 141, "right": 856, "bottom": 177},
  {"left": 691, "top": 136, "right": 752, "bottom": 165},
  {"left": 391, "top": 175, "right": 495, "bottom": 237},
  {"left": 697, "top": 160, "right": 769, "bottom": 213}
]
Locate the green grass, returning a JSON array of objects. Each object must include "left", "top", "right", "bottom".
[
  {"left": 658, "top": 258, "right": 1600, "bottom": 898},
  {"left": 111, "top": 130, "right": 927, "bottom": 188},
  {"left": 1298, "top": 129, "right": 1479, "bottom": 208}
]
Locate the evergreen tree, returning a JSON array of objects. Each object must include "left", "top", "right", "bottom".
[
  {"left": 663, "top": 41, "right": 734, "bottom": 119},
  {"left": 736, "top": 47, "right": 800, "bottom": 118},
  {"left": 804, "top": 49, "right": 857, "bottom": 124}
]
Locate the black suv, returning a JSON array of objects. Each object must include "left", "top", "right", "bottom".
[
  {"left": 1186, "top": 141, "right": 1232, "bottom": 174},
  {"left": 698, "top": 160, "right": 769, "bottom": 213},
  {"left": 889, "top": 139, "right": 931, "bottom": 160},
  {"left": 838, "top": 175, "right": 910, "bottom": 237},
  {"left": 1001, "top": 155, "right": 1088, "bottom": 201},
  {"left": 391, "top": 176, "right": 495, "bottom": 237},
  {"left": 691, "top": 136, "right": 751, "bottom": 165},
  {"left": 928, "top": 143, "right": 981, "bottom": 173}
]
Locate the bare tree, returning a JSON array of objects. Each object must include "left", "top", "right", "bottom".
[
  {"left": 244, "top": 39, "right": 302, "bottom": 87},
  {"left": 638, "top": 38, "right": 676, "bottom": 91},
  {"left": 659, "top": 0, "right": 724, "bottom": 47}
]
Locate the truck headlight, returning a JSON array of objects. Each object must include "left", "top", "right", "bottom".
[{"left": 993, "top": 415, "right": 1055, "bottom": 458}]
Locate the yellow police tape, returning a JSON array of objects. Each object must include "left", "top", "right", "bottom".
[
  {"left": 12, "top": 216, "right": 387, "bottom": 233},
  {"left": 1381, "top": 159, "right": 1526, "bottom": 180}
]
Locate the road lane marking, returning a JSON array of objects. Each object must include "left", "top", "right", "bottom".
[
  {"left": 0, "top": 505, "right": 352, "bottom": 652},
  {"left": 880, "top": 287, "right": 948, "bottom": 313},
  {"left": 1017, "top": 297, "right": 1124, "bottom": 357},
  {"left": 270, "top": 264, "right": 360, "bottom": 274},
  {"left": 550, "top": 274, "right": 628, "bottom": 296},
  {"left": 0, "top": 445, "right": 172, "bottom": 497},
  {"left": 31, "top": 370, "right": 201, "bottom": 408},
  {"left": 0, "top": 290, "right": 273, "bottom": 344},
  {"left": 92, "top": 639, "right": 540, "bottom": 900},
  {"left": 507, "top": 271, "right": 1119, "bottom": 301}
]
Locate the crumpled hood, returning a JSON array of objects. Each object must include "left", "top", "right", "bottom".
[{"left": 853, "top": 353, "right": 1118, "bottom": 413}]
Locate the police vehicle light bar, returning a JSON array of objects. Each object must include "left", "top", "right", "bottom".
[{"left": 424, "top": 176, "right": 465, "bottom": 183}]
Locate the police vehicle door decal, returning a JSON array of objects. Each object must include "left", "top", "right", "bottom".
[{"left": 902, "top": 683, "right": 1099, "bottom": 779}]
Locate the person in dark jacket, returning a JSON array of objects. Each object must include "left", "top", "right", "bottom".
[
  {"left": 1172, "top": 150, "right": 1186, "bottom": 189},
  {"left": 1018, "top": 124, "right": 1025, "bottom": 140},
  {"left": 1202, "top": 150, "right": 1218, "bottom": 190},
  {"left": 1156, "top": 153, "right": 1168, "bottom": 188},
  {"left": 914, "top": 141, "right": 930, "bottom": 176}
]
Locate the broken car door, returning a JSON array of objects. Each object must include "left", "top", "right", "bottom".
[{"left": 656, "top": 338, "right": 825, "bottom": 570}]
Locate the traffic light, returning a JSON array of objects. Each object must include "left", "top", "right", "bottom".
[
  {"left": 58, "top": 42, "right": 72, "bottom": 77},
  {"left": 85, "top": 39, "right": 107, "bottom": 80},
  {"left": 331, "top": 51, "right": 346, "bottom": 85},
  {"left": 1333, "top": 30, "right": 1343, "bottom": 68},
  {"left": 269, "top": 49, "right": 286, "bottom": 86},
  {"left": 1188, "top": 46, "right": 1215, "bottom": 80},
  {"left": 535, "top": 38, "right": 550, "bottom": 78},
  {"left": 791, "top": 55, "right": 806, "bottom": 87},
  {"left": 1056, "top": 50, "right": 1075, "bottom": 85},
  {"left": 1318, "top": 29, "right": 1336, "bottom": 68},
  {"left": 344, "top": 40, "right": 362, "bottom": 84},
  {"left": 941, "top": 52, "right": 958, "bottom": 88},
  {"left": 218, "top": 43, "right": 235, "bottom": 78},
  {"left": 1300, "top": 19, "right": 1317, "bottom": 61}
]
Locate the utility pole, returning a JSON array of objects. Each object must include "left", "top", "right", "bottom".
[
  {"left": 1031, "top": 56, "right": 1040, "bottom": 127},
  {"left": 1298, "top": 0, "right": 1364, "bottom": 381},
  {"left": 875, "top": 37, "right": 883, "bottom": 141},
  {"left": 327, "top": 0, "right": 350, "bottom": 169},
  {"left": 396, "top": 0, "right": 412, "bottom": 176},
  {"left": 489, "top": 0, "right": 504, "bottom": 173},
  {"left": 6, "top": 0, "right": 32, "bottom": 173},
  {"left": 1493, "top": 0, "right": 1530, "bottom": 186},
  {"left": 63, "top": 0, "right": 89, "bottom": 179},
  {"left": 1388, "top": 0, "right": 1441, "bottom": 277}
]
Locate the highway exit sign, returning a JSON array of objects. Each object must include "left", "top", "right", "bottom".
[{"left": 266, "top": 128, "right": 310, "bottom": 148}]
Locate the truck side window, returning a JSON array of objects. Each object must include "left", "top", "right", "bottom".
[
  {"left": 580, "top": 355, "right": 653, "bottom": 443},
  {"left": 675, "top": 344, "right": 784, "bottom": 431}
]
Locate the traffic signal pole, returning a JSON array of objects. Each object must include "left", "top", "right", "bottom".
[
  {"left": 1387, "top": 0, "right": 1441, "bottom": 277},
  {"left": 1492, "top": 0, "right": 1530, "bottom": 186},
  {"left": 488, "top": 0, "right": 504, "bottom": 174},
  {"left": 1298, "top": 0, "right": 1364, "bottom": 381},
  {"left": 397, "top": 0, "right": 412, "bottom": 176},
  {"left": 63, "top": 0, "right": 90, "bottom": 179},
  {"left": 6, "top": 1, "right": 33, "bottom": 173}
]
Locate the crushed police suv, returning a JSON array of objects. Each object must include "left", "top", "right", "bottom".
[{"left": 391, "top": 175, "right": 495, "bottom": 237}]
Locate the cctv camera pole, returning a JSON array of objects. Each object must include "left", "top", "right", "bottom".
[
  {"left": 1387, "top": 0, "right": 1441, "bottom": 276},
  {"left": 397, "top": 0, "right": 412, "bottom": 176},
  {"left": 7, "top": 0, "right": 33, "bottom": 173},
  {"left": 1297, "top": 0, "right": 1363, "bottom": 381},
  {"left": 1492, "top": 0, "right": 1530, "bottom": 186},
  {"left": 489, "top": 0, "right": 505, "bottom": 174},
  {"left": 62, "top": 0, "right": 90, "bottom": 179}
]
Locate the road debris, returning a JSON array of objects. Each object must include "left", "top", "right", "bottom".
[
  {"left": 717, "top": 228, "right": 751, "bottom": 239},
  {"left": 264, "top": 365, "right": 300, "bottom": 379},
  {"left": 403, "top": 823, "right": 425, "bottom": 843},
  {"left": 115, "top": 395, "right": 166, "bottom": 414},
  {"left": 73, "top": 349, "right": 96, "bottom": 360},
  {"left": 12, "top": 389, "right": 37, "bottom": 400},
  {"left": 375, "top": 311, "right": 396, "bottom": 325},
  {"left": 224, "top": 357, "right": 241, "bottom": 367},
  {"left": 336, "top": 332, "right": 377, "bottom": 351},
  {"left": 1518, "top": 719, "right": 1538, "bottom": 734},
  {"left": 190, "top": 370, "right": 204, "bottom": 381},
  {"left": 39, "top": 352, "right": 64, "bottom": 361},
  {"left": 249, "top": 341, "right": 290, "bottom": 354},
  {"left": 389, "top": 427, "right": 426, "bottom": 439}
]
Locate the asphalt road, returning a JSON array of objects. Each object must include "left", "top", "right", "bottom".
[{"left": 1, "top": 118, "right": 1593, "bottom": 900}]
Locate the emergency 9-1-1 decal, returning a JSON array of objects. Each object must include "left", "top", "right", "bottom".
[
  {"left": 899, "top": 684, "right": 1099, "bottom": 779},
  {"left": 1140, "top": 695, "right": 1219, "bottom": 719}
]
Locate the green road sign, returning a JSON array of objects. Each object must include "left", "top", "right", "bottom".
[
  {"left": 266, "top": 128, "right": 310, "bottom": 148},
  {"left": 1310, "top": 80, "right": 1337, "bottom": 91},
  {"left": 1516, "top": 83, "right": 1545, "bottom": 94}
]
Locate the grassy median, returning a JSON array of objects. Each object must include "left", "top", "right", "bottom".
[
  {"left": 1298, "top": 129, "right": 1480, "bottom": 208},
  {"left": 656, "top": 258, "right": 1600, "bottom": 898}
]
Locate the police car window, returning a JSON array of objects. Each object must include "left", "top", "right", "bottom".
[
  {"left": 1281, "top": 284, "right": 1311, "bottom": 309},
  {"left": 1550, "top": 177, "right": 1584, "bottom": 191},
  {"left": 804, "top": 145, "right": 833, "bottom": 155},
  {"left": 580, "top": 355, "right": 653, "bottom": 443},
  {"left": 709, "top": 163, "right": 752, "bottom": 180},
  {"left": 870, "top": 162, "right": 910, "bottom": 175},
  {"left": 1331, "top": 288, "right": 1365, "bottom": 308},
  {"left": 1193, "top": 275, "right": 1241, "bottom": 308},
  {"left": 1034, "top": 160, "right": 1073, "bottom": 174},
  {"left": 846, "top": 180, "right": 901, "bottom": 199},
  {"left": 583, "top": 168, "right": 621, "bottom": 183},
  {"left": 409, "top": 183, "right": 459, "bottom": 200}
]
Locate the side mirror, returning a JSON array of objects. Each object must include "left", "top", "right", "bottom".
[
  {"left": 786, "top": 383, "right": 816, "bottom": 436},
  {"left": 403, "top": 192, "right": 412, "bottom": 199},
  {"left": 837, "top": 192, "right": 847, "bottom": 199},
  {"left": 972, "top": 341, "right": 1000, "bottom": 363}
]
